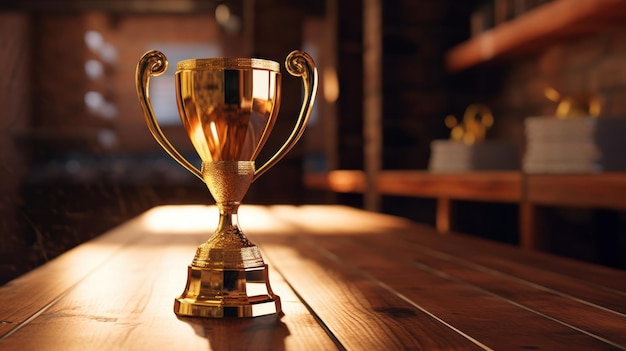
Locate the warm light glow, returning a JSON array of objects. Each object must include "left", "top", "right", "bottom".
[
  {"left": 214, "top": 3, "right": 241, "bottom": 34},
  {"left": 463, "top": 133, "right": 476, "bottom": 145},
  {"left": 140, "top": 205, "right": 281, "bottom": 234},
  {"left": 323, "top": 67, "right": 339, "bottom": 103},
  {"left": 142, "top": 206, "right": 217, "bottom": 233},
  {"left": 137, "top": 203, "right": 393, "bottom": 259},
  {"left": 556, "top": 99, "right": 572, "bottom": 119},
  {"left": 252, "top": 70, "right": 270, "bottom": 99},
  {"left": 451, "top": 125, "right": 464, "bottom": 141},
  {"left": 447, "top": 103, "right": 493, "bottom": 144},
  {"left": 269, "top": 205, "right": 408, "bottom": 235},
  {"left": 215, "top": 4, "right": 231, "bottom": 24},
  {"left": 189, "top": 121, "right": 211, "bottom": 160},
  {"left": 544, "top": 87, "right": 561, "bottom": 102},
  {"left": 444, "top": 115, "right": 457, "bottom": 128},
  {"left": 209, "top": 121, "right": 219, "bottom": 144},
  {"left": 328, "top": 170, "right": 366, "bottom": 192},
  {"left": 589, "top": 97, "right": 601, "bottom": 117}
]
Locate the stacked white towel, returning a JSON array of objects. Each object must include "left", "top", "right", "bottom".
[{"left": 523, "top": 116, "right": 626, "bottom": 173}]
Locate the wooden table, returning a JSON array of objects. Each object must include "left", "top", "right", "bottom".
[{"left": 1, "top": 205, "right": 625, "bottom": 350}]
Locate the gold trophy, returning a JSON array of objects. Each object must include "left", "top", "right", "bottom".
[{"left": 135, "top": 50, "right": 317, "bottom": 318}]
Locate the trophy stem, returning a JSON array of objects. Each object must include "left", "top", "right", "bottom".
[
  {"left": 215, "top": 202, "right": 243, "bottom": 239},
  {"left": 174, "top": 165, "right": 281, "bottom": 318},
  {"left": 191, "top": 201, "right": 264, "bottom": 269}
]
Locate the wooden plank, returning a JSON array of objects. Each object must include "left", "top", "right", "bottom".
[
  {"left": 445, "top": 0, "right": 626, "bottom": 72},
  {"left": 324, "top": 237, "right": 626, "bottom": 349},
  {"left": 263, "top": 232, "right": 615, "bottom": 350},
  {"left": 326, "top": 233, "right": 626, "bottom": 348},
  {"left": 247, "top": 205, "right": 488, "bottom": 350},
  {"left": 264, "top": 206, "right": 626, "bottom": 305},
  {"left": 304, "top": 171, "right": 521, "bottom": 202},
  {"left": 527, "top": 173, "right": 626, "bottom": 210},
  {"left": 0, "top": 217, "right": 149, "bottom": 337},
  {"left": 265, "top": 206, "right": 626, "bottom": 350},
  {"left": 306, "top": 170, "right": 626, "bottom": 210},
  {"left": 392, "top": 226, "right": 626, "bottom": 311},
  {"left": 312, "top": 235, "right": 626, "bottom": 350},
  {"left": 376, "top": 171, "right": 521, "bottom": 202},
  {"left": 389, "top": 209, "right": 626, "bottom": 298},
  {"left": 303, "top": 170, "right": 367, "bottom": 193},
  {"left": 266, "top": 205, "right": 626, "bottom": 292},
  {"left": 260, "top": 241, "right": 487, "bottom": 351},
  {"left": 0, "top": 206, "right": 338, "bottom": 351}
]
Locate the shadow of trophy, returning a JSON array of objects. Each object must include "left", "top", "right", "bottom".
[
  {"left": 179, "top": 315, "right": 290, "bottom": 351},
  {"left": 135, "top": 50, "right": 317, "bottom": 318}
]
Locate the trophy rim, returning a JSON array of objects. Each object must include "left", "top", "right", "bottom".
[{"left": 176, "top": 57, "right": 280, "bottom": 72}]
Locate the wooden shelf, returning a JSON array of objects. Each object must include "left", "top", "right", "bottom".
[
  {"left": 304, "top": 170, "right": 368, "bottom": 194},
  {"left": 305, "top": 170, "right": 626, "bottom": 250},
  {"left": 307, "top": 170, "right": 521, "bottom": 202},
  {"left": 445, "top": 0, "right": 626, "bottom": 73},
  {"left": 305, "top": 170, "right": 626, "bottom": 210},
  {"left": 308, "top": 170, "right": 522, "bottom": 200},
  {"left": 376, "top": 170, "right": 521, "bottom": 203},
  {"left": 527, "top": 173, "right": 626, "bottom": 210}
]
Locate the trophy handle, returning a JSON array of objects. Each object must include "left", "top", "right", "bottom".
[
  {"left": 253, "top": 50, "right": 318, "bottom": 182},
  {"left": 135, "top": 50, "right": 202, "bottom": 180}
]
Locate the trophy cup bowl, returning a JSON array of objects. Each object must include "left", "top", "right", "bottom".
[{"left": 135, "top": 50, "right": 317, "bottom": 318}]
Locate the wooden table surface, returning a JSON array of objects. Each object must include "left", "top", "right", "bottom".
[{"left": 1, "top": 205, "right": 625, "bottom": 350}]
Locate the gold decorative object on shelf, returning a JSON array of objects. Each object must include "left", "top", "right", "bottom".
[
  {"left": 431, "top": 103, "right": 517, "bottom": 172},
  {"left": 544, "top": 87, "right": 601, "bottom": 118},
  {"left": 135, "top": 50, "right": 318, "bottom": 318},
  {"left": 445, "top": 103, "right": 494, "bottom": 144}
]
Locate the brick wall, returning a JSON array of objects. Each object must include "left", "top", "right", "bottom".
[
  {"left": 29, "top": 12, "right": 222, "bottom": 156},
  {"left": 381, "top": 0, "right": 474, "bottom": 170},
  {"left": 0, "top": 12, "right": 32, "bottom": 282},
  {"left": 484, "top": 28, "right": 626, "bottom": 154}
]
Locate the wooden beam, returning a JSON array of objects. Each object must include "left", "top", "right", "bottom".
[{"left": 445, "top": 0, "right": 626, "bottom": 72}]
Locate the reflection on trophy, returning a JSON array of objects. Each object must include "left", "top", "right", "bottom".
[{"left": 135, "top": 50, "right": 317, "bottom": 318}]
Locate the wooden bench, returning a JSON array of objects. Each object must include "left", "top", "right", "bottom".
[{"left": 1, "top": 205, "right": 624, "bottom": 350}]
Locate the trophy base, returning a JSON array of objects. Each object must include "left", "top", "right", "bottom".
[{"left": 174, "top": 264, "right": 281, "bottom": 318}]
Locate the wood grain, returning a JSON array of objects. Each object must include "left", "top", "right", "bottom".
[
  {"left": 526, "top": 173, "right": 626, "bottom": 210},
  {"left": 0, "top": 206, "right": 338, "bottom": 351},
  {"left": 1, "top": 205, "right": 624, "bottom": 350},
  {"left": 262, "top": 243, "right": 486, "bottom": 351},
  {"left": 0, "top": 218, "right": 148, "bottom": 337},
  {"left": 304, "top": 171, "right": 521, "bottom": 202},
  {"left": 445, "top": 0, "right": 626, "bottom": 72},
  {"left": 376, "top": 171, "right": 521, "bottom": 202},
  {"left": 263, "top": 205, "right": 626, "bottom": 350}
]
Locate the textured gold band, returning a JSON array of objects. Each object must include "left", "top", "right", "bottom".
[{"left": 176, "top": 57, "right": 280, "bottom": 71}]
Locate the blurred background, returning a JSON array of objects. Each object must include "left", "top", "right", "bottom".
[{"left": 2, "top": 0, "right": 626, "bottom": 284}]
